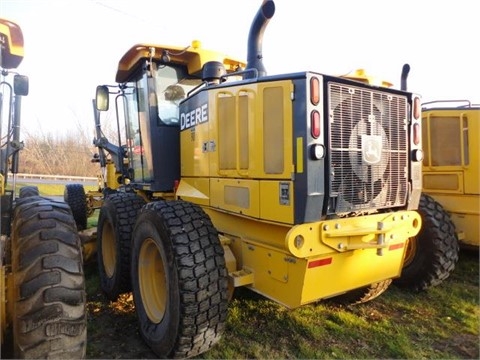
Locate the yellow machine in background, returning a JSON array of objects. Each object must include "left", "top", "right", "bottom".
[
  {"left": 0, "top": 18, "right": 86, "bottom": 358},
  {"left": 72, "top": 1, "right": 424, "bottom": 358},
  {"left": 421, "top": 100, "right": 479, "bottom": 249}
]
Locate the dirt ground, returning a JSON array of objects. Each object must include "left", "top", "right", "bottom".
[
  {"left": 84, "top": 262, "right": 157, "bottom": 359},
  {"left": 86, "top": 294, "right": 155, "bottom": 359}
]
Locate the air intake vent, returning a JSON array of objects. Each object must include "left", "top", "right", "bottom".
[{"left": 328, "top": 83, "right": 408, "bottom": 213}]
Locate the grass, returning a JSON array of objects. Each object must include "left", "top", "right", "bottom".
[
  {"left": 199, "top": 251, "right": 479, "bottom": 359},
  {"left": 6, "top": 181, "right": 97, "bottom": 196}
]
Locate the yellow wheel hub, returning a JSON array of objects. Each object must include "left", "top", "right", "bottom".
[
  {"left": 403, "top": 236, "right": 418, "bottom": 267},
  {"left": 138, "top": 238, "right": 167, "bottom": 323},
  {"left": 102, "top": 221, "right": 116, "bottom": 278}
]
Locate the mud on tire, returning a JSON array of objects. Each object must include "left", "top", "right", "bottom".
[
  {"left": 131, "top": 200, "right": 228, "bottom": 359},
  {"left": 395, "top": 193, "right": 460, "bottom": 291},
  {"left": 11, "top": 196, "right": 87, "bottom": 359}
]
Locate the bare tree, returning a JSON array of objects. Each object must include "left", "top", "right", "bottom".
[{"left": 18, "top": 131, "right": 98, "bottom": 176}]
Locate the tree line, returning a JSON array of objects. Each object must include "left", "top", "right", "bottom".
[{"left": 15, "top": 130, "right": 99, "bottom": 177}]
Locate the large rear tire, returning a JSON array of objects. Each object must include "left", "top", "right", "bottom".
[
  {"left": 97, "top": 192, "right": 146, "bottom": 301},
  {"left": 395, "top": 193, "right": 459, "bottom": 291},
  {"left": 64, "top": 183, "right": 88, "bottom": 231},
  {"left": 131, "top": 200, "right": 228, "bottom": 359},
  {"left": 11, "top": 196, "right": 86, "bottom": 359}
]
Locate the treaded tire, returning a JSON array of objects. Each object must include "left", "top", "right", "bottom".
[
  {"left": 11, "top": 196, "right": 87, "bottom": 359},
  {"left": 18, "top": 186, "right": 39, "bottom": 198},
  {"left": 97, "top": 192, "right": 146, "bottom": 301},
  {"left": 329, "top": 279, "right": 392, "bottom": 305},
  {"left": 64, "top": 184, "right": 88, "bottom": 231},
  {"left": 131, "top": 200, "right": 228, "bottom": 359},
  {"left": 395, "top": 193, "right": 460, "bottom": 291}
]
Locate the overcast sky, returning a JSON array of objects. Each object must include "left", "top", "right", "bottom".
[{"left": 2, "top": 0, "right": 479, "bottom": 137}]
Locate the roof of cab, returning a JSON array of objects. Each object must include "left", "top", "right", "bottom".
[
  {"left": 115, "top": 40, "right": 246, "bottom": 83},
  {"left": 0, "top": 18, "right": 25, "bottom": 69}
]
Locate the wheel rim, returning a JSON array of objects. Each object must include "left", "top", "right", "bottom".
[
  {"left": 102, "top": 220, "right": 116, "bottom": 278},
  {"left": 138, "top": 237, "right": 167, "bottom": 323},
  {"left": 403, "top": 236, "right": 418, "bottom": 267}
]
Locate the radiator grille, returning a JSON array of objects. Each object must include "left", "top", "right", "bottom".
[{"left": 328, "top": 83, "right": 408, "bottom": 213}]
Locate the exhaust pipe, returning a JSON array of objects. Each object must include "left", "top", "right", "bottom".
[
  {"left": 400, "top": 63, "right": 410, "bottom": 91},
  {"left": 245, "top": 0, "right": 275, "bottom": 78}
]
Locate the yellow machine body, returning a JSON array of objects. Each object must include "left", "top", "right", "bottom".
[
  {"left": 205, "top": 208, "right": 420, "bottom": 308},
  {"left": 172, "top": 69, "right": 421, "bottom": 307},
  {"left": 90, "top": 1, "right": 424, "bottom": 357},
  {"left": 174, "top": 77, "right": 422, "bottom": 308},
  {"left": 422, "top": 101, "right": 480, "bottom": 248},
  {"left": 94, "top": 1, "right": 423, "bottom": 310}
]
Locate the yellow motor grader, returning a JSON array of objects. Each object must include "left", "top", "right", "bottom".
[
  {"left": 419, "top": 99, "right": 479, "bottom": 252},
  {"left": 70, "top": 1, "right": 427, "bottom": 357},
  {"left": 0, "top": 18, "right": 87, "bottom": 358}
]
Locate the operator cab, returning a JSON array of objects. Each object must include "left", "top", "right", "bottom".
[{"left": 95, "top": 42, "right": 245, "bottom": 194}]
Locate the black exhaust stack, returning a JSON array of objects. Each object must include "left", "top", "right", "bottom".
[
  {"left": 400, "top": 63, "right": 410, "bottom": 91},
  {"left": 245, "top": 0, "right": 275, "bottom": 79}
]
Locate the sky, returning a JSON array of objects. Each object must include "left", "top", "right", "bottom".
[{"left": 1, "top": 0, "right": 479, "bottom": 137}]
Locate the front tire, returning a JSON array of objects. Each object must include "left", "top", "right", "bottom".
[
  {"left": 131, "top": 200, "right": 228, "bottom": 359},
  {"left": 97, "top": 192, "right": 146, "bottom": 301},
  {"left": 11, "top": 197, "right": 87, "bottom": 359},
  {"left": 64, "top": 183, "right": 88, "bottom": 231},
  {"left": 395, "top": 193, "right": 459, "bottom": 291}
]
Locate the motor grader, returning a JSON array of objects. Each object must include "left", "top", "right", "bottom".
[
  {"left": 420, "top": 100, "right": 479, "bottom": 249},
  {"left": 75, "top": 0, "right": 425, "bottom": 357},
  {"left": 0, "top": 18, "right": 87, "bottom": 358}
]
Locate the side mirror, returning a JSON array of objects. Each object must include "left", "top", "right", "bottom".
[
  {"left": 96, "top": 85, "right": 109, "bottom": 111},
  {"left": 13, "top": 75, "right": 29, "bottom": 96}
]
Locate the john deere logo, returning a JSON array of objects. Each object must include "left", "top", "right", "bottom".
[
  {"left": 180, "top": 103, "right": 208, "bottom": 131},
  {"left": 362, "top": 135, "right": 382, "bottom": 165}
]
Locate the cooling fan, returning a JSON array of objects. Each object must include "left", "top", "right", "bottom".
[{"left": 329, "top": 88, "right": 404, "bottom": 213}]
